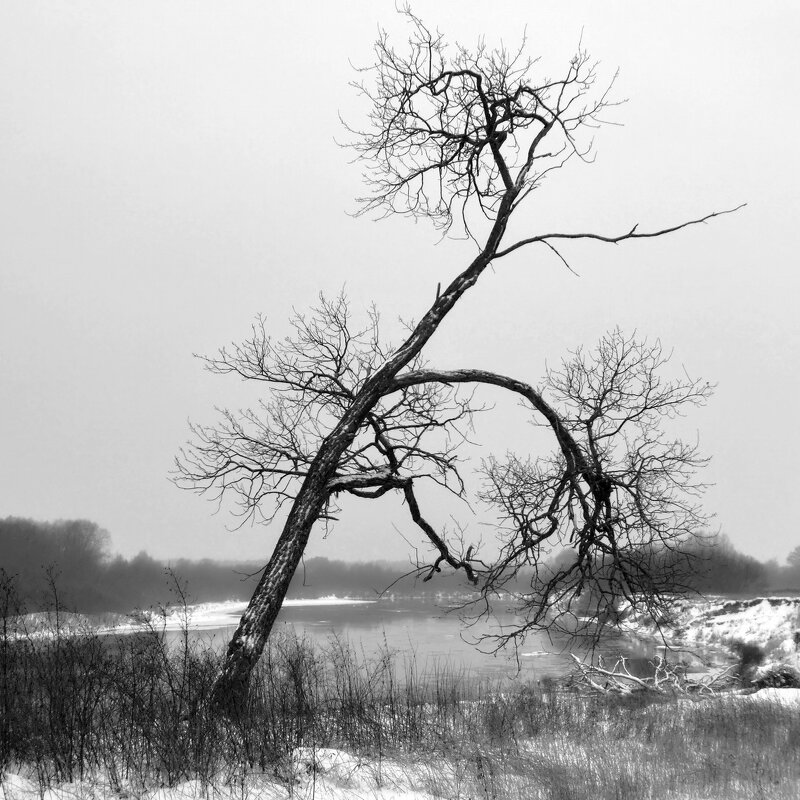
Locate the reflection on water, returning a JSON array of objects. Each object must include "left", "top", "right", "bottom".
[{"left": 163, "top": 596, "right": 672, "bottom": 682}]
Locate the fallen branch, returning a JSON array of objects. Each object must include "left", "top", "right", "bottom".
[{"left": 569, "top": 653, "right": 736, "bottom": 696}]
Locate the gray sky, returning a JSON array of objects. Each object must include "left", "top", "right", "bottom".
[{"left": 2, "top": 1, "right": 798, "bottom": 566}]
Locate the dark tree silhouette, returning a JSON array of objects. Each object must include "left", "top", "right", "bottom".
[{"left": 177, "top": 12, "right": 740, "bottom": 707}]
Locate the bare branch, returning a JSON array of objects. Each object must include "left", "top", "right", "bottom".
[
  {"left": 402, "top": 480, "right": 480, "bottom": 584},
  {"left": 495, "top": 205, "right": 746, "bottom": 260},
  {"left": 176, "top": 293, "right": 481, "bottom": 527},
  {"left": 345, "top": 9, "right": 619, "bottom": 238}
]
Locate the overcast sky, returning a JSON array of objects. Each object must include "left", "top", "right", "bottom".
[{"left": 2, "top": 1, "right": 798, "bottom": 566}]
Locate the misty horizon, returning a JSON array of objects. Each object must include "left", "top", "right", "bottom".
[{"left": 3, "top": 516, "right": 798, "bottom": 620}]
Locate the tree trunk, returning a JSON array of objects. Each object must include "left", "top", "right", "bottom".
[
  {"left": 208, "top": 387, "right": 388, "bottom": 709},
  {"left": 210, "top": 205, "right": 516, "bottom": 709}
]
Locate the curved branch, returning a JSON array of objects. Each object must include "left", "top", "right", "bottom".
[{"left": 388, "top": 367, "right": 591, "bottom": 480}]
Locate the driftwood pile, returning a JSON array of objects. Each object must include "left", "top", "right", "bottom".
[{"left": 569, "top": 654, "right": 737, "bottom": 696}]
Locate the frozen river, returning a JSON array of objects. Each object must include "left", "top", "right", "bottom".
[{"left": 138, "top": 595, "right": 685, "bottom": 682}]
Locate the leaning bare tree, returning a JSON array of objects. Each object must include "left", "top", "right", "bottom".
[{"left": 177, "top": 12, "right": 739, "bottom": 707}]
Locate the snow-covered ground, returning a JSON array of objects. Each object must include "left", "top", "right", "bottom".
[{"left": 0, "top": 749, "right": 508, "bottom": 800}]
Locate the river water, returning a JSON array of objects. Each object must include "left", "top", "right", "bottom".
[{"left": 158, "top": 595, "right": 679, "bottom": 683}]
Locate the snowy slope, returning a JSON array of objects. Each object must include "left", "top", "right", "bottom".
[{"left": 624, "top": 595, "right": 800, "bottom": 667}]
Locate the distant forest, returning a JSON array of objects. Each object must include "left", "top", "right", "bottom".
[
  {"left": 0, "top": 517, "right": 470, "bottom": 613},
  {"left": 2, "top": 516, "right": 799, "bottom": 614}
]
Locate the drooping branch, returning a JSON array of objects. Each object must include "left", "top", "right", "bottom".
[
  {"left": 385, "top": 330, "right": 713, "bottom": 646},
  {"left": 401, "top": 479, "right": 481, "bottom": 585}
]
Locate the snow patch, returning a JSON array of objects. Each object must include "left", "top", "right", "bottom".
[
  {"left": 0, "top": 755, "right": 440, "bottom": 800},
  {"left": 0, "top": 774, "right": 36, "bottom": 800},
  {"left": 747, "top": 687, "right": 800, "bottom": 706}
]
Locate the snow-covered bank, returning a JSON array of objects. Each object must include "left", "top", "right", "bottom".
[
  {"left": 99, "top": 596, "right": 377, "bottom": 635},
  {"left": 8, "top": 597, "right": 377, "bottom": 639},
  {"left": 623, "top": 595, "right": 800, "bottom": 675}
]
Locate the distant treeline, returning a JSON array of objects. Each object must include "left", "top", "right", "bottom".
[
  {"left": 682, "top": 535, "right": 799, "bottom": 595},
  {"left": 1, "top": 516, "right": 799, "bottom": 614},
  {"left": 0, "top": 517, "right": 472, "bottom": 613}
]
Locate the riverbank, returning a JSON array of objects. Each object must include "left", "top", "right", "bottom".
[
  {"left": 11, "top": 592, "right": 800, "bottom": 688},
  {"left": 621, "top": 595, "right": 800, "bottom": 686}
]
